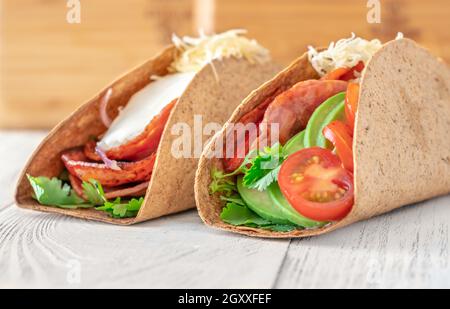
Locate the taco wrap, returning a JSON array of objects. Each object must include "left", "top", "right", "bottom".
[
  {"left": 15, "top": 30, "right": 281, "bottom": 225},
  {"left": 195, "top": 35, "right": 450, "bottom": 238}
]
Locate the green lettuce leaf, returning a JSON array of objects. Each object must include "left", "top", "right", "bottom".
[
  {"left": 220, "top": 202, "right": 297, "bottom": 232},
  {"left": 219, "top": 194, "right": 245, "bottom": 206},
  {"left": 220, "top": 202, "right": 271, "bottom": 226}
]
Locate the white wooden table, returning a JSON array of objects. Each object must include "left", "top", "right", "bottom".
[{"left": 1, "top": 131, "right": 449, "bottom": 289}]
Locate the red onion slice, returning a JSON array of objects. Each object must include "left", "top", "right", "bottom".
[{"left": 95, "top": 146, "right": 121, "bottom": 171}]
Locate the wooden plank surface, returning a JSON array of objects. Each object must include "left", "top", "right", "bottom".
[
  {"left": 0, "top": 131, "right": 46, "bottom": 208},
  {"left": 0, "top": 131, "right": 449, "bottom": 288},
  {"left": 0, "top": 131, "right": 290, "bottom": 288},
  {"left": 276, "top": 195, "right": 450, "bottom": 288}
]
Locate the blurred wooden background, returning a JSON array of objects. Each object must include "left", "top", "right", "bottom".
[{"left": 1, "top": 0, "right": 449, "bottom": 128}]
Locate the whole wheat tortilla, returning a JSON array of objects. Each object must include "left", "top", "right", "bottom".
[
  {"left": 15, "top": 45, "right": 281, "bottom": 225},
  {"left": 194, "top": 38, "right": 450, "bottom": 238}
]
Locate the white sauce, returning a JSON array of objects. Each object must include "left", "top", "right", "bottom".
[
  {"left": 97, "top": 30, "right": 270, "bottom": 151},
  {"left": 98, "top": 72, "right": 195, "bottom": 150}
]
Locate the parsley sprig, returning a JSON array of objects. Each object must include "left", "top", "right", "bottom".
[
  {"left": 27, "top": 175, "right": 143, "bottom": 218},
  {"left": 242, "top": 143, "right": 284, "bottom": 191},
  {"left": 210, "top": 143, "right": 284, "bottom": 196},
  {"left": 211, "top": 144, "right": 297, "bottom": 232}
]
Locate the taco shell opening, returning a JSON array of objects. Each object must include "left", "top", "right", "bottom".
[
  {"left": 194, "top": 38, "right": 450, "bottom": 238},
  {"left": 15, "top": 46, "right": 281, "bottom": 225}
]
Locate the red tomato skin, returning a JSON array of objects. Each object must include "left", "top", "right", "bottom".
[
  {"left": 321, "top": 68, "right": 351, "bottom": 81},
  {"left": 340, "top": 61, "right": 365, "bottom": 81},
  {"left": 278, "top": 147, "right": 354, "bottom": 222},
  {"left": 345, "top": 83, "right": 360, "bottom": 130},
  {"left": 323, "top": 120, "right": 354, "bottom": 172},
  {"left": 321, "top": 61, "right": 365, "bottom": 82}
]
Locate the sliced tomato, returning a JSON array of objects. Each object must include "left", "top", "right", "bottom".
[
  {"left": 321, "top": 61, "right": 365, "bottom": 82},
  {"left": 340, "top": 61, "right": 364, "bottom": 81},
  {"left": 321, "top": 67, "right": 352, "bottom": 81},
  {"left": 345, "top": 82, "right": 360, "bottom": 130},
  {"left": 323, "top": 120, "right": 354, "bottom": 172},
  {"left": 278, "top": 147, "right": 354, "bottom": 221}
]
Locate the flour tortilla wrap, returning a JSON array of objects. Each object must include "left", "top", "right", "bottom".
[
  {"left": 15, "top": 45, "right": 281, "bottom": 225},
  {"left": 195, "top": 38, "right": 450, "bottom": 238}
]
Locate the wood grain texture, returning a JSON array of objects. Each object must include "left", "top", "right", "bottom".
[
  {"left": 0, "top": 131, "right": 46, "bottom": 208},
  {"left": 275, "top": 195, "right": 450, "bottom": 288},
  {"left": 0, "top": 206, "right": 290, "bottom": 288},
  {"left": 1, "top": 131, "right": 450, "bottom": 288},
  {"left": 211, "top": 0, "right": 450, "bottom": 65},
  {"left": 0, "top": 0, "right": 194, "bottom": 129},
  {"left": 2, "top": 0, "right": 449, "bottom": 129}
]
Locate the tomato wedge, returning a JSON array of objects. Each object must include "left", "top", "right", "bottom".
[
  {"left": 345, "top": 82, "right": 360, "bottom": 130},
  {"left": 340, "top": 61, "right": 364, "bottom": 81},
  {"left": 321, "top": 61, "right": 365, "bottom": 82},
  {"left": 321, "top": 67, "right": 351, "bottom": 81},
  {"left": 278, "top": 147, "right": 354, "bottom": 221},
  {"left": 323, "top": 120, "right": 354, "bottom": 172}
]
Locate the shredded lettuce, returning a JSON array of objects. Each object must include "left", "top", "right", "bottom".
[{"left": 209, "top": 167, "right": 238, "bottom": 197}]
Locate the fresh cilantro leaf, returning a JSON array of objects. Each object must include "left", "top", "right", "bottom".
[
  {"left": 27, "top": 175, "right": 87, "bottom": 207},
  {"left": 244, "top": 164, "right": 281, "bottom": 192},
  {"left": 82, "top": 179, "right": 106, "bottom": 206},
  {"left": 27, "top": 175, "right": 144, "bottom": 218},
  {"left": 96, "top": 197, "right": 144, "bottom": 219},
  {"left": 243, "top": 143, "right": 284, "bottom": 191}
]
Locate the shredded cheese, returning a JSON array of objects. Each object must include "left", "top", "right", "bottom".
[
  {"left": 169, "top": 29, "right": 271, "bottom": 73},
  {"left": 308, "top": 33, "right": 383, "bottom": 77},
  {"left": 308, "top": 33, "right": 405, "bottom": 77}
]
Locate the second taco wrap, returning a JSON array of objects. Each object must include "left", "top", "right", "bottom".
[
  {"left": 195, "top": 34, "right": 450, "bottom": 238},
  {"left": 15, "top": 30, "right": 281, "bottom": 225}
]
